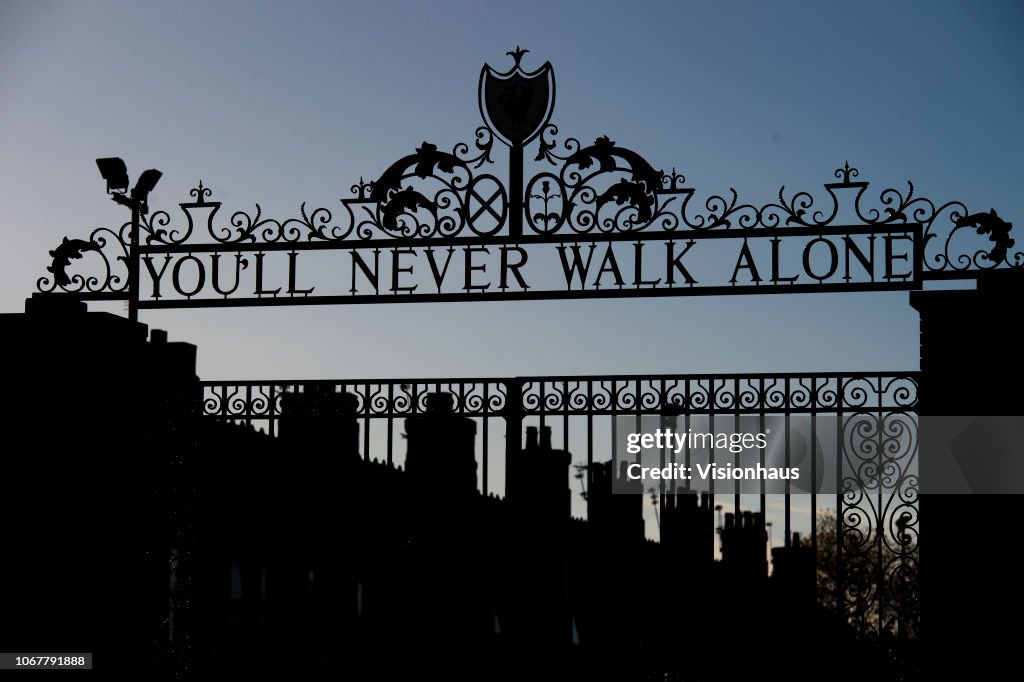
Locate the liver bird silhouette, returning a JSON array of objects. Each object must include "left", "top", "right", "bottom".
[
  {"left": 597, "top": 179, "right": 655, "bottom": 224},
  {"left": 370, "top": 142, "right": 467, "bottom": 232},
  {"left": 565, "top": 136, "right": 664, "bottom": 193},
  {"left": 380, "top": 187, "right": 438, "bottom": 232},
  {"left": 371, "top": 142, "right": 467, "bottom": 202},
  {"left": 955, "top": 209, "right": 1015, "bottom": 263},
  {"left": 47, "top": 237, "right": 99, "bottom": 286}
]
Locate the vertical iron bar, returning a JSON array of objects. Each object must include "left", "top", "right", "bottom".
[
  {"left": 270, "top": 384, "right": 277, "bottom": 438},
  {"left": 563, "top": 381, "right": 570, "bottom": 451},
  {"left": 836, "top": 384, "right": 845, "bottom": 629},
  {"left": 634, "top": 380, "right": 642, "bottom": 505},
  {"left": 877, "top": 380, "right": 884, "bottom": 636},
  {"left": 245, "top": 385, "right": 252, "bottom": 429},
  {"left": 664, "top": 380, "right": 674, "bottom": 495},
  {"left": 386, "top": 383, "right": 394, "bottom": 466},
  {"left": 684, "top": 379, "right": 690, "bottom": 475},
  {"left": 540, "top": 382, "right": 546, "bottom": 433},
  {"left": 504, "top": 380, "right": 524, "bottom": 500},
  {"left": 734, "top": 378, "right": 740, "bottom": 520},
  {"left": 482, "top": 384, "right": 489, "bottom": 496},
  {"left": 509, "top": 143, "right": 524, "bottom": 239},
  {"left": 128, "top": 200, "right": 140, "bottom": 323},
  {"left": 811, "top": 379, "right": 818, "bottom": 558},
  {"left": 785, "top": 377, "right": 791, "bottom": 547},
  {"left": 709, "top": 380, "right": 715, "bottom": 515},
  {"left": 587, "top": 381, "right": 594, "bottom": 521},
  {"left": 362, "top": 383, "right": 371, "bottom": 461},
  {"left": 759, "top": 385, "right": 766, "bottom": 570}
]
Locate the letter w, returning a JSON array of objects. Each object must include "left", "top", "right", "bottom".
[{"left": 557, "top": 244, "right": 597, "bottom": 289}]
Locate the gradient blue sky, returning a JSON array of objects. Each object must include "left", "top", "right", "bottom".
[{"left": 2, "top": 0, "right": 1021, "bottom": 380}]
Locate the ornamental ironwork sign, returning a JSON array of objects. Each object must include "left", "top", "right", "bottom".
[{"left": 37, "top": 48, "right": 1020, "bottom": 321}]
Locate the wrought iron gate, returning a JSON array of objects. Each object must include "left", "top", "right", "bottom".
[
  {"left": 29, "top": 45, "right": 1018, "bottom": 677},
  {"left": 202, "top": 370, "right": 920, "bottom": 641}
]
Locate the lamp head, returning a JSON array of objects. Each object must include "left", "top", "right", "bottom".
[
  {"left": 132, "top": 169, "right": 162, "bottom": 214},
  {"left": 133, "top": 169, "right": 162, "bottom": 198},
  {"left": 95, "top": 157, "right": 129, "bottom": 194}
]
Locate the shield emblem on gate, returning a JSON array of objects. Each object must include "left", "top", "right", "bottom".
[{"left": 479, "top": 48, "right": 555, "bottom": 147}]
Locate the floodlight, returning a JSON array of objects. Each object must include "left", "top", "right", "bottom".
[
  {"left": 95, "top": 157, "right": 129, "bottom": 193},
  {"left": 133, "top": 169, "right": 163, "bottom": 199},
  {"left": 132, "top": 169, "right": 162, "bottom": 213}
]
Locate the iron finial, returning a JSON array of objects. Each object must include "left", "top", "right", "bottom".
[{"left": 507, "top": 46, "right": 529, "bottom": 67}]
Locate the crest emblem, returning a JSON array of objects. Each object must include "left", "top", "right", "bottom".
[{"left": 479, "top": 47, "right": 555, "bottom": 147}]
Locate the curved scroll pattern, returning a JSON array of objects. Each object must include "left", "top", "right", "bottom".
[
  {"left": 202, "top": 374, "right": 917, "bottom": 421},
  {"left": 529, "top": 131, "right": 1021, "bottom": 273},
  {"left": 163, "top": 130, "right": 502, "bottom": 245},
  {"left": 37, "top": 225, "right": 131, "bottom": 295},
  {"left": 36, "top": 140, "right": 1018, "bottom": 294},
  {"left": 160, "top": 156, "right": 1018, "bottom": 274},
  {"left": 202, "top": 380, "right": 508, "bottom": 431},
  {"left": 516, "top": 373, "right": 916, "bottom": 416},
  {"left": 841, "top": 411, "right": 919, "bottom": 639},
  {"left": 528, "top": 129, "right": 675, "bottom": 234},
  {"left": 344, "top": 132, "right": 502, "bottom": 240}
]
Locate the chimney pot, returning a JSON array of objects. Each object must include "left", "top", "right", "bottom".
[
  {"left": 526, "top": 426, "right": 538, "bottom": 451},
  {"left": 540, "top": 426, "right": 553, "bottom": 451}
]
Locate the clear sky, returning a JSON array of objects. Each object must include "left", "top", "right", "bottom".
[{"left": 2, "top": 0, "right": 1022, "bottom": 382}]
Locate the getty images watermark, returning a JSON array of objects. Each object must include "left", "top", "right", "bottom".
[
  {"left": 612, "top": 415, "right": 810, "bottom": 495},
  {"left": 610, "top": 414, "right": 1024, "bottom": 495},
  {"left": 623, "top": 427, "right": 798, "bottom": 483}
]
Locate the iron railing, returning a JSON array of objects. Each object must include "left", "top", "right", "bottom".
[{"left": 201, "top": 370, "right": 919, "bottom": 641}]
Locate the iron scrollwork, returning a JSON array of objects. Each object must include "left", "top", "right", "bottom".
[
  {"left": 347, "top": 134, "right": 502, "bottom": 240},
  {"left": 528, "top": 126, "right": 1021, "bottom": 272},
  {"left": 38, "top": 226, "right": 130, "bottom": 295},
  {"left": 840, "top": 410, "right": 919, "bottom": 638},
  {"left": 36, "top": 49, "right": 1020, "bottom": 298},
  {"left": 528, "top": 132, "right": 673, "bottom": 234}
]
